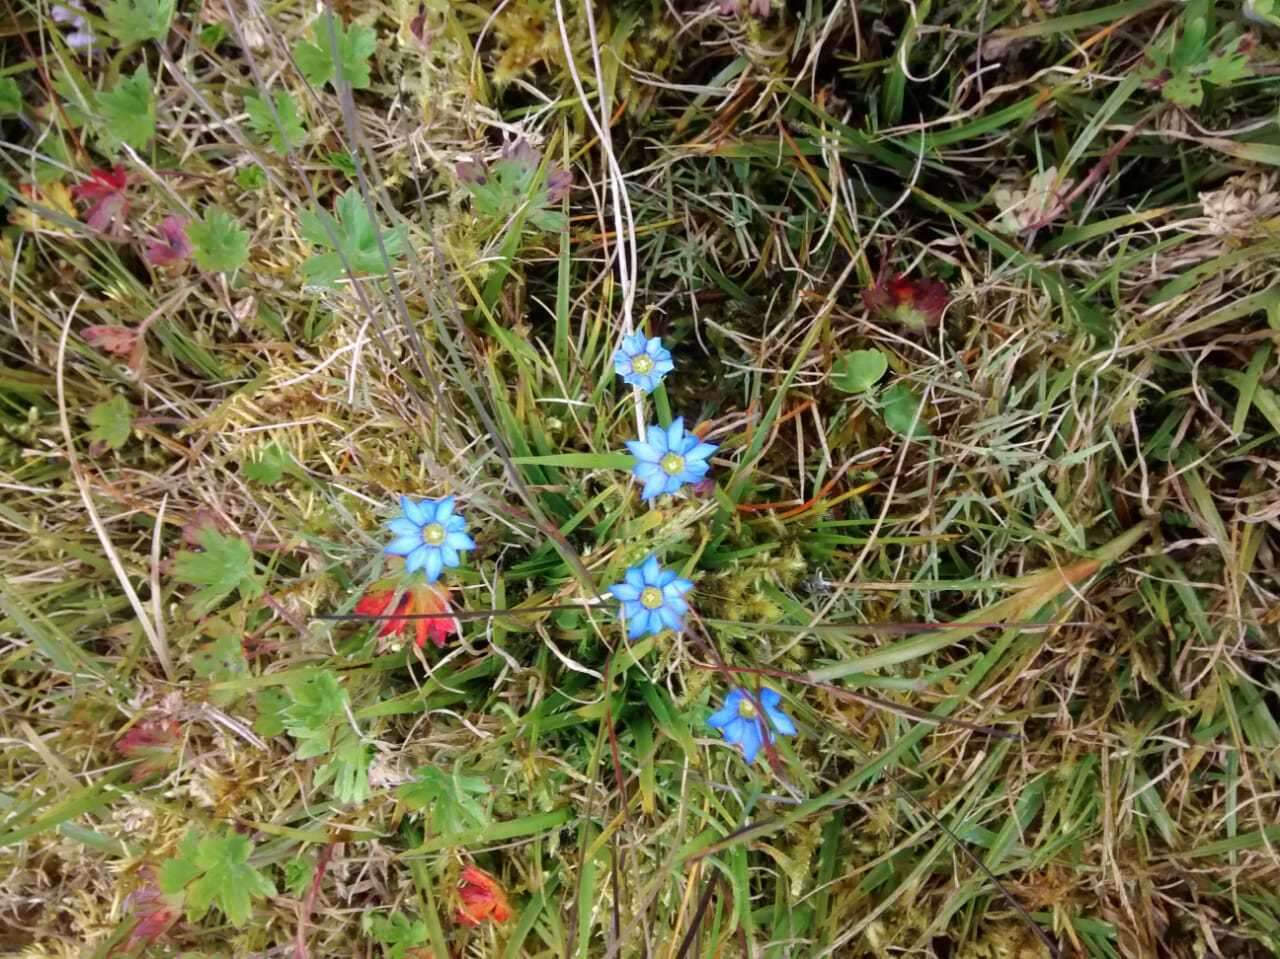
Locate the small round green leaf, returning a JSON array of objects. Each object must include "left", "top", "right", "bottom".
[{"left": 831, "top": 349, "right": 889, "bottom": 393}]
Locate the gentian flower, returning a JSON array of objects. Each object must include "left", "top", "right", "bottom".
[
  {"left": 354, "top": 580, "right": 459, "bottom": 649},
  {"left": 707, "top": 687, "right": 796, "bottom": 764},
  {"left": 627, "top": 417, "right": 717, "bottom": 501},
  {"left": 456, "top": 865, "right": 512, "bottom": 926},
  {"left": 613, "top": 331, "right": 673, "bottom": 394},
  {"left": 608, "top": 555, "right": 693, "bottom": 639},
  {"left": 384, "top": 496, "right": 474, "bottom": 583}
]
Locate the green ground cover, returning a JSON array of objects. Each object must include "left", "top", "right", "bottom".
[{"left": 2, "top": 0, "right": 1279, "bottom": 955}]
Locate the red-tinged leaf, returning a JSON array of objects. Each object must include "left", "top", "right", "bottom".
[
  {"left": 181, "top": 510, "right": 227, "bottom": 547},
  {"left": 116, "top": 717, "right": 182, "bottom": 782},
  {"left": 121, "top": 870, "right": 182, "bottom": 951},
  {"left": 73, "top": 166, "right": 129, "bottom": 233},
  {"left": 456, "top": 865, "right": 512, "bottom": 926},
  {"left": 863, "top": 272, "right": 950, "bottom": 330},
  {"left": 84, "top": 325, "right": 139, "bottom": 356},
  {"left": 145, "top": 215, "right": 192, "bottom": 267}
]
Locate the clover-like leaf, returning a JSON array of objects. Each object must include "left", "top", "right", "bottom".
[
  {"left": 831, "top": 349, "right": 888, "bottom": 394},
  {"left": 880, "top": 382, "right": 932, "bottom": 439}
]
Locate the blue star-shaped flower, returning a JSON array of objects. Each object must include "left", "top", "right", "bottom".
[
  {"left": 607, "top": 555, "right": 693, "bottom": 639},
  {"left": 384, "top": 496, "right": 475, "bottom": 583},
  {"left": 613, "top": 332, "right": 674, "bottom": 394},
  {"left": 707, "top": 687, "right": 796, "bottom": 764},
  {"left": 626, "top": 417, "right": 717, "bottom": 501}
]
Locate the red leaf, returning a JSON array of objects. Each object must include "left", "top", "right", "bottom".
[
  {"left": 84, "top": 325, "right": 139, "bottom": 356},
  {"left": 73, "top": 166, "right": 129, "bottom": 234},
  {"left": 862, "top": 272, "right": 950, "bottom": 329},
  {"left": 116, "top": 717, "right": 182, "bottom": 782},
  {"left": 120, "top": 871, "right": 181, "bottom": 952},
  {"left": 456, "top": 865, "right": 512, "bottom": 926},
  {"left": 145, "top": 215, "right": 192, "bottom": 267}
]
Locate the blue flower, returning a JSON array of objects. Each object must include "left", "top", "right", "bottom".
[
  {"left": 707, "top": 687, "right": 796, "bottom": 764},
  {"left": 613, "top": 332, "right": 674, "bottom": 394},
  {"left": 626, "top": 417, "right": 717, "bottom": 501},
  {"left": 384, "top": 496, "right": 475, "bottom": 584},
  {"left": 607, "top": 555, "right": 693, "bottom": 640}
]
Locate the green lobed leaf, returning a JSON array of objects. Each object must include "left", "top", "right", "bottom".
[
  {"left": 187, "top": 207, "right": 250, "bottom": 273},
  {"left": 299, "top": 188, "right": 406, "bottom": 286},
  {"left": 87, "top": 394, "right": 132, "bottom": 449},
  {"left": 97, "top": 65, "right": 154, "bottom": 150},
  {"left": 398, "top": 765, "right": 491, "bottom": 836},
  {"left": 0, "top": 77, "right": 21, "bottom": 116},
  {"left": 102, "top": 0, "right": 176, "bottom": 43},
  {"left": 173, "top": 528, "right": 262, "bottom": 615},
  {"left": 244, "top": 90, "right": 307, "bottom": 154},
  {"left": 244, "top": 442, "right": 295, "bottom": 484},
  {"left": 293, "top": 14, "right": 377, "bottom": 91}
]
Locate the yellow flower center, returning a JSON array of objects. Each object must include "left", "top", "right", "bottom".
[
  {"left": 422, "top": 522, "right": 446, "bottom": 546},
  {"left": 660, "top": 453, "right": 685, "bottom": 476},
  {"left": 738, "top": 698, "right": 757, "bottom": 719},
  {"left": 640, "top": 586, "right": 664, "bottom": 609},
  {"left": 631, "top": 353, "right": 654, "bottom": 374}
]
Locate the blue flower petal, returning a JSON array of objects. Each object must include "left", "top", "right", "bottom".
[
  {"left": 445, "top": 514, "right": 467, "bottom": 532},
  {"left": 738, "top": 722, "right": 764, "bottom": 764},
  {"left": 767, "top": 707, "right": 797, "bottom": 737},
  {"left": 610, "top": 582, "right": 641, "bottom": 601},
  {"left": 633, "top": 461, "right": 661, "bottom": 481},
  {"left": 401, "top": 496, "right": 428, "bottom": 525},
  {"left": 687, "top": 442, "right": 718, "bottom": 461},
  {"left": 641, "top": 555, "right": 661, "bottom": 583},
  {"left": 627, "top": 613, "right": 648, "bottom": 639},
  {"left": 423, "top": 548, "right": 444, "bottom": 583},
  {"left": 404, "top": 545, "right": 428, "bottom": 573},
  {"left": 641, "top": 472, "right": 668, "bottom": 501},
  {"left": 658, "top": 605, "right": 683, "bottom": 631},
  {"left": 624, "top": 567, "right": 645, "bottom": 589},
  {"left": 435, "top": 497, "right": 455, "bottom": 524},
  {"left": 707, "top": 699, "right": 739, "bottom": 728},
  {"left": 627, "top": 440, "right": 661, "bottom": 462},
  {"left": 760, "top": 688, "right": 781, "bottom": 708},
  {"left": 386, "top": 534, "right": 423, "bottom": 556},
  {"left": 388, "top": 517, "right": 420, "bottom": 537},
  {"left": 656, "top": 568, "right": 677, "bottom": 587},
  {"left": 669, "top": 577, "right": 694, "bottom": 595},
  {"left": 666, "top": 419, "right": 685, "bottom": 450},
  {"left": 445, "top": 531, "right": 475, "bottom": 550},
  {"left": 645, "top": 425, "right": 669, "bottom": 451},
  {"left": 442, "top": 547, "right": 460, "bottom": 567}
]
